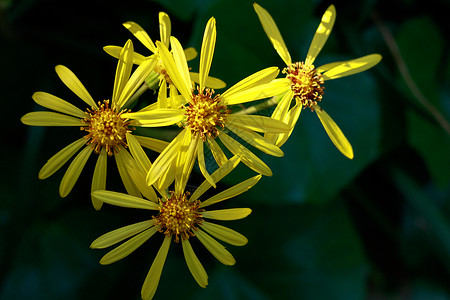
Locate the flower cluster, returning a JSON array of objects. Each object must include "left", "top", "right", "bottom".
[{"left": 20, "top": 4, "right": 381, "bottom": 300}]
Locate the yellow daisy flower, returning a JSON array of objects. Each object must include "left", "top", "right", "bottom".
[
  {"left": 20, "top": 40, "right": 168, "bottom": 209},
  {"left": 123, "top": 17, "right": 292, "bottom": 189},
  {"left": 254, "top": 3, "right": 382, "bottom": 159},
  {"left": 90, "top": 156, "right": 259, "bottom": 300},
  {"left": 104, "top": 11, "right": 226, "bottom": 108}
]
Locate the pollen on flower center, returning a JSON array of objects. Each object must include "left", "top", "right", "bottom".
[
  {"left": 283, "top": 62, "right": 325, "bottom": 110},
  {"left": 154, "top": 192, "right": 203, "bottom": 242},
  {"left": 82, "top": 100, "right": 133, "bottom": 156},
  {"left": 185, "top": 87, "right": 229, "bottom": 140}
]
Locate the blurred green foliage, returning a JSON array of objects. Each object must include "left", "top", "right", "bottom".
[{"left": 1, "top": 0, "right": 449, "bottom": 299}]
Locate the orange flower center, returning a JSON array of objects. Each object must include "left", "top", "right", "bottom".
[
  {"left": 283, "top": 62, "right": 325, "bottom": 110},
  {"left": 185, "top": 87, "right": 229, "bottom": 140},
  {"left": 82, "top": 100, "right": 132, "bottom": 156},
  {"left": 154, "top": 192, "right": 203, "bottom": 242}
]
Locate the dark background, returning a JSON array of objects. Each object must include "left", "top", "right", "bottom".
[{"left": 1, "top": 0, "right": 450, "bottom": 299}]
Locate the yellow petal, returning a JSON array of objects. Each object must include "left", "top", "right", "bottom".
[
  {"left": 133, "top": 134, "right": 169, "bottom": 153},
  {"left": 219, "top": 133, "right": 272, "bottom": 176},
  {"left": 190, "top": 155, "right": 240, "bottom": 202},
  {"left": 321, "top": 54, "right": 382, "bottom": 80},
  {"left": 202, "top": 208, "right": 252, "bottom": 220},
  {"left": 227, "top": 113, "right": 291, "bottom": 133},
  {"left": 306, "top": 5, "right": 336, "bottom": 65},
  {"left": 103, "top": 45, "right": 146, "bottom": 64},
  {"left": 159, "top": 12, "right": 171, "bottom": 47},
  {"left": 315, "top": 106, "right": 354, "bottom": 159},
  {"left": 32, "top": 92, "right": 85, "bottom": 118},
  {"left": 114, "top": 148, "right": 141, "bottom": 197},
  {"left": 199, "top": 17, "right": 216, "bottom": 91},
  {"left": 196, "top": 229, "right": 235, "bottom": 265},
  {"left": 123, "top": 21, "right": 156, "bottom": 53},
  {"left": 100, "top": 226, "right": 158, "bottom": 265},
  {"left": 170, "top": 36, "right": 192, "bottom": 93},
  {"left": 206, "top": 136, "right": 228, "bottom": 167},
  {"left": 221, "top": 66, "right": 279, "bottom": 99},
  {"left": 123, "top": 108, "right": 184, "bottom": 127},
  {"left": 117, "top": 56, "right": 158, "bottom": 109},
  {"left": 157, "top": 79, "right": 168, "bottom": 108},
  {"left": 38, "top": 137, "right": 86, "bottom": 179},
  {"left": 59, "top": 145, "right": 93, "bottom": 198},
  {"left": 182, "top": 239, "right": 208, "bottom": 288},
  {"left": 91, "top": 148, "right": 107, "bottom": 210},
  {"left": 126, "top": 133, "right": 152, "bottom": 173},
  {"left": 200, "top": 174, "right": 262, "bottom": 208},
  {"left": 274, "top": 103, "right": 302, "bottom": 147},
  {"left": 91, "top": 220, "right": 155, "bottom": 249},
  {"left": 55, "top": 65, "right": 97, "bottom": 109},
  {"left": 253, "top": 3, "right": 292, "bottom": 66},
  {"left": 270, "top": 89, "right": 294, "bottom": 121},
  {"left": 175, "top": 131, "right": 198, "bottom": 195},
  {"left": 226, "top": 123, "right": 284, "bottom": 157},
  {"left": 147, "top": 129, "right": 186, "bottom": 186},
  {"left": 156, "top": 41, "right": 192, "bottom": 102},
  {"left": 141, "top": 237, "right": 171, "bottom": 300},
  {"left": 223, "top": 78, "right": 290, "bottom": 105},
  {"left": 21, "top": 111, "right": 83, "bottom": 126},
  {"left": 197, "top": 140, "right": 216, "bottom": 188},
  {"left": 184, "top": 47, "right": 198, "bottom": 61},
  {"left": 200, "top": 221, "right": 248, "bottom": 246},
  {"left": 92, "top": 190, "right": 159, "bottom": 210},
  {"left": 112, "top": 40, "right": 134, "bottom": 106},
  {"left": 189, "top": 72, "right": 226, "bottom": 89}
]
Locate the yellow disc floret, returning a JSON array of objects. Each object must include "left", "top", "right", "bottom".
[
  {"left": 154, "top": 192, "right": 203, "bottom": 242},
  {"left": 185, "top": 87, "right": 229, "bottom": 140},
  {"left": 284, "top": 62, "right": 325, "bottom": 110},
  {"left": 82, "top": 100, "right": 132, "bottom": 156}
]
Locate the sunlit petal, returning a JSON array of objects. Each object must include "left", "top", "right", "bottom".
[
  {"left": 91, "top": 220, "right": 155, "bottom": 249},
  {"left": 115, "top": 148, "right": 141, "bottom": 197},
  {"left": 253, "top": 3, "right": 292, "bottom": 66},
  {"left": 182, "top": 239, "right": 208, "bottom": 288},
  {"left": 202, "top": 208, "right": 252, "bottom": 221},
  {"left": 112, "top": 40, "right": 134, "bottom": 106},
  {"left": 103, "top": 45, "right": 146, "bottom": 64},
  {"left": 59, "top": 145, "right": 93, "bottom": 198},
  {"left": 306, "top": 5, "right": 336, "bottom": 65},
  {"left": 184, "top": 47, "right": 198, "bottom": 61},
  {"left": 321, "top": 54, "right": 382, "bottom": 80},
  {"left": 32, "top": 92, "right": 86, "bottom": 118},
  {"left": 200, "top": 221, "right": 248, "bottom": 246},
  {"left": 123, "top": 21, "right": 156, "bottom": 53},
  {"left": 55, "top": 65, "right": 97, "bottom": 109},
  {"left": 199, "top": 17, "right": 216, "bottom": 91},
  {"left": 92, "top": 190, "right": 159, "bottom": 210},
  {"left": 196, "top": 229, "right": 235, "bottom": 265},
  {"left": 206, "top": 136, "right": 228, "bottom": 167},
  {"left": 126, "top": 133, "right": 152, "bottom": 173},
  {"left": 227, "top": 114, "right": 291, "bottom": 133},
  {"left": 224, "top": 78, "right": 290, "bottom": 105},
  {"left": 91, "top": 148, "right": 107, "bottom": 210},
  {"left": 21, "top": 111, "right": 84, "bottom": 126},
  {"left": 197, "top": 140, "right": 216, "bottom": 188},
  {"left": 170, "top": 36, "right": 192, "bottom": 93},
  {"left": 275, "top": 103, "right": 302, "bottom": 147},
  {"left": 133, "top": 134, "right": 169, "bottom": 153},
  {"left": 123, "top": 108, "right": 184, "bottom": 127},
  {"left": 189, "top": 72, "right": 226, "bottom": 89},
  {"left": 159, "top": 12, "right": 171, "bottom": 47}
]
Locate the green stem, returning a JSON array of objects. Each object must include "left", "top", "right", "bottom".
[{"left": 123, "top": 83, "right": 149, "bottom": 109}]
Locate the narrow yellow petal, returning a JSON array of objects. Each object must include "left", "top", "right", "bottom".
[
  {"left": 112, "top": 40, "right": 134, "bottom": 106},
  {"left": 59, "top": 145, "right": 93, "bottom": 198},
  {"left": 55, "top": 65, "right": 97, "bottom": 109},
  {"left": 221, "top": 66, "right": 279, "bottom": 99},
  {"left": 157, "top": 79, "right": 168, "bottom": 108},
  {"left": 270, "top": 89, "right": 294, "bottom": 121},
  {"left": 92, "top": 190, "right": 159, "bottom": 210},
  {"left": 196, "top": 229, "right": 235, "bottom": 265},
  {"left": 224, "top": 78, "right": 290, "bottom": 105},
  {"left": 123, "top": 108, "right": 184, "bottom": 127},
  {"left": 190, "top": 155, "right": 241, "bottom": 202},
  {"left": 227, "top": 113, "right": 291, "bottom": 133},
  {"left": 315, "top": 106, "right": 354, "bottom": 159},
  {"left": 219, "top": 133, "right": 272, "bottom": 176},
  {"left": 182, "top": 239, "right": 208, "bottom": 288},
  {"left": 100, "top": 226, "right": 158, "bottom": 265},
  {"left": 142, "top": 237, "right": 171, "bottom": 300},
  {"left": 159, "top": 12, "right": 171, "bottom": 47},
  {"left": 200, "top": 174, "right": 262, "bottom": 208},
  {"left": 91, "top": 148, "right": 107, "bottom": 210},
  {"left": 184, "top": 47, "right": 198, "bottom": 61},
  {"left": 189, "top": 72, "right": 226, "bottom": 89},
  {"left": 175, "top": 131, "right": 198, "bottom": 195},
  {"left": 133, "top": 134, "right": 169, "bottom": 153},
  {"left": 206, "top": 136, "right": 228, "bottom": 167},
  {"left": 38, "top": 137, "right": 86, "bottom": 179},
  {"left": 321, "top": 54, "right": 382, "bottom": 80},
  {"left": 156, "top": 41, "right": 192, "bottom": 101},
  {"left": 126, "top": 133, "right": 152, "bottom": 173},
  {"left": 170, "top": 36, "right": 192, "bottom": 93},
  {"left": 253, "top": 3, "right": 292, "bottom": 66},
  {"left": 225, "top": 123, "right": 284, "bottom": 157},
  {"left": 147, "top": 129, "right": 186, "bottom": 186},
  {"left": 117, "top": 56, "right": 158, "bottom": 109},
  {"left": 103, "top": 45, "right": 146, "bottom": 64},
  {"left": 114, "top": 148, "right": 141, "bottom": 197},
  {"left": 197, "top": 140, "right": 216, "bottom": 188},
  {"left": 200, "top": 221, "right": 248, "bottom": 246},
  {"left": 202, "top": 208, "right": 252, "bottom": 221},
  {"left": 21, "top": 111, "right": 83, "bottom": 126},
  {"left": 91, "top": 220, "right": 155, "bottom": 249},
  {"left": 123, "top": 21, "right": 156, "bottom": 53},
  {"left": 32, "top": 92, "right": 86, "bottom": 118},
  {"left": 274, "top": 103, "right": 302, "bottom": 147},
  {"left": 306, "top": 5, "right": 336, "bottom": 65},
  {"left": 199, "top": 17, "right": 216, "bottom": 90}
]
